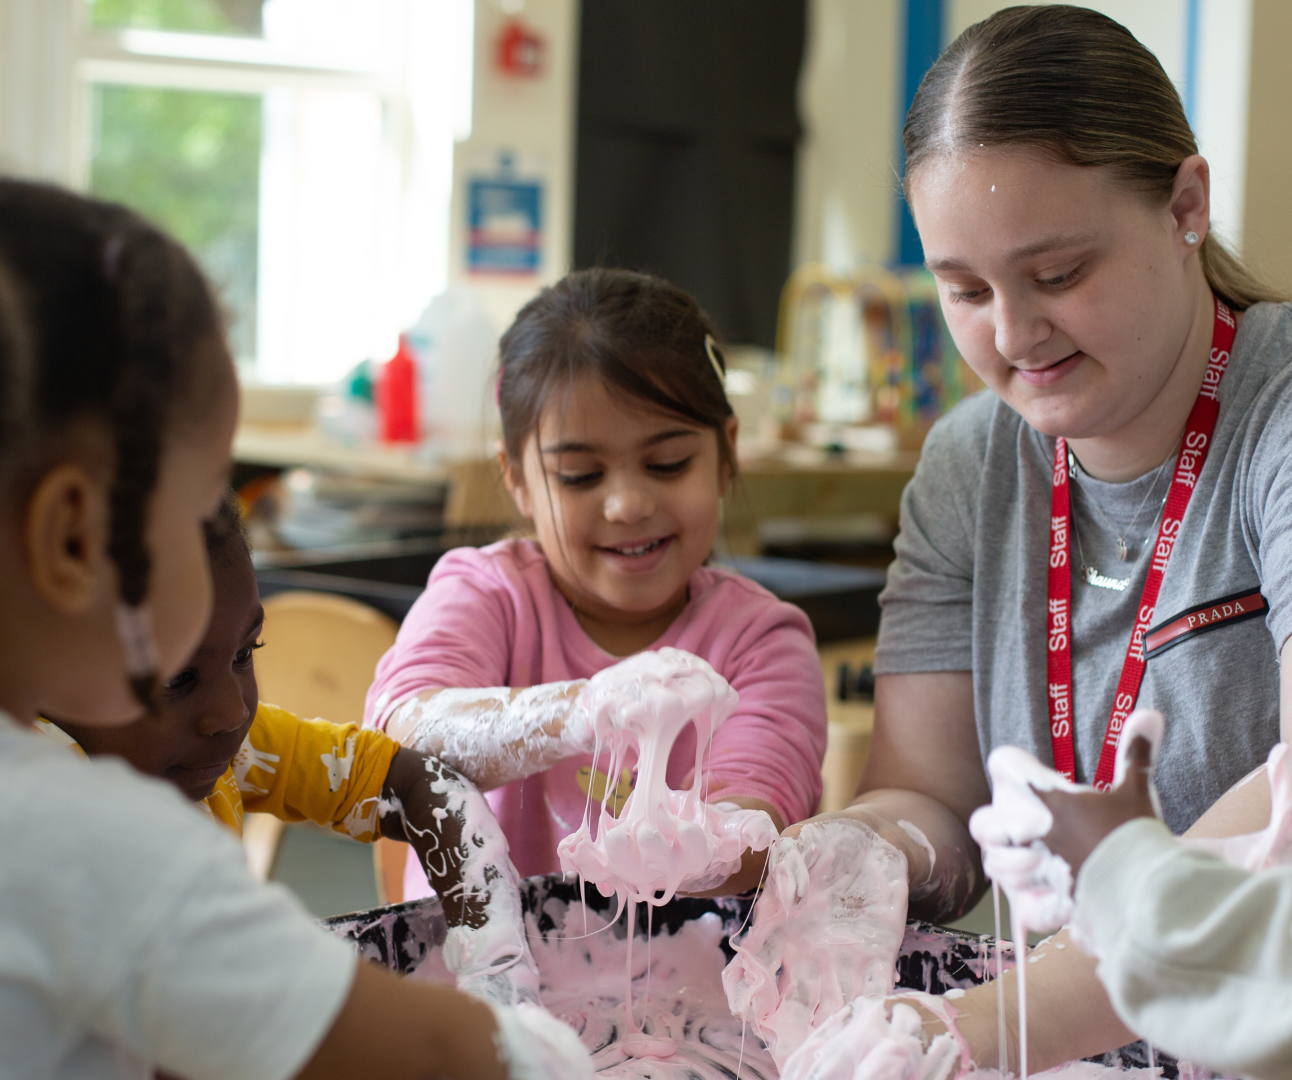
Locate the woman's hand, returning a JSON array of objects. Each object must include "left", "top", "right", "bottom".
[
  {"left": 839, "top": 671, "right": 989, "bottom": 922},
  {"left": 1034, "top": 737, "right": 1157, "bottom": 877},
  {"left": 722, "top": 817, "right": 911, "bottom": 1066}
]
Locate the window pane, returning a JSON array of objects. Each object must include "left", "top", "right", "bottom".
[
  {"left": 89, "top": 84, "right": 261, "bottom": 362},
  {"left": 257, "top": 87, "right": 389, "bottom": 383},
  {"left": 88, "top": 0, "right": 265, "bottom": 36}
]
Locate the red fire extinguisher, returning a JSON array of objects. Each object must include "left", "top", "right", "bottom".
[{"left": 377, "top": 335, "right": 419, "bottom": 443}]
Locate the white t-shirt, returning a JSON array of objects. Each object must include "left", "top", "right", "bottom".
[{"left": 0, "top": 712, "right": 356, "bottom": 1080}]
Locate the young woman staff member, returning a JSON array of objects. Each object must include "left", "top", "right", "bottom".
[{"left": 747, "top": 5, "right": 1292, "bottom": 1071}]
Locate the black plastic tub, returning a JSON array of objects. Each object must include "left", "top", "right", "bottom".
[
  {"left": 323, "top": 874, "right": 995, "bottom": 997},
  {"left": 323, "top": 872, "right": 1171, "bottom": 1076}
]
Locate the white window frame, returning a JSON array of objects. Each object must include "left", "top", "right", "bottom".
[{"left": 49, "top": 0, "right": 470, "bottom": 384}]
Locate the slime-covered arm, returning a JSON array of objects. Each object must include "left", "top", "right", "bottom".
[
  {"left": 378, "top": 747, "right": 541, "bottom": 1005},
  {"left": 384, "top": 682, "right": 589, "bottom": 792},
  {"left": 378, "top": 748, "right": 487, "bottom": 924},
  {"left": 789, "top": 671, "right": 987, "bottom": 922}
]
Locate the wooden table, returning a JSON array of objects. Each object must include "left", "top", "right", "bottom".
[
  {"left": 234, "top": 424, "right": 451, "bottom": 485},
  {"left": 234, "top": 427, "right": 921, "bottom": 543},
  {"left": 727, "top": 447, "right": 919, "bottom": 555}
]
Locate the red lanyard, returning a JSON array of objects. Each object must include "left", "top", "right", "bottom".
[{"left": 1046, "top": 298, "right": 1237, "bottom": 788}]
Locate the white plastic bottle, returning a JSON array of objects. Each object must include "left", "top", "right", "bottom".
[{"left": 405, "top": 286, "right": 499, "bottom": 456}]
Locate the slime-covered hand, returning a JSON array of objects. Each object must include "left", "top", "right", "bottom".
[
  {"left": 489, "top": 1001, "right": 595, "bottom": 1080},
  {"left": 559, "top": 648, "right": 777, "bottom": 908},
  {"left": 967, "top": 708, "right": 1164, "bottom": 935},
  {"left": 1034, "top": 737, "right": 1157, "bottom": 879},
  {"left": 382, "top": 756, "right": 542, "bottom": 1007},
  {"left": 779, "top": 997, "right": 962, "bottom": 1080},
  {"left": 723, "top": 818, "right": 910, "bottom": 1067},
  {"left": 569, "top": 645, "right": 738, "bottom": 749}
]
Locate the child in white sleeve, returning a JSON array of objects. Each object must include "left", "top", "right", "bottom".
[
  {"left": 0, "top": 179, "right": 588, "bottom": 1080},
  {"left": 1035, "top": 735, "right": 1292, "bottom": 1079}
]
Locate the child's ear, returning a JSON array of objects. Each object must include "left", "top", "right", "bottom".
[
  {"left": 25, "top": 464, "right": 109, "bottom": 615},
  {"left": 719, "top": 415, "right": 740, "bottom": 496},
  {"left": 498, "top": 440, "right": 536, "bottom": 520}
]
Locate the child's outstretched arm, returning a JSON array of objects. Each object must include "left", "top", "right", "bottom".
[
  {"left": 296, "top": 962, "right": 591, "bottom": 1080},
  {"left": 928, "top": 738, "right": 1292, "bottom": 1079},
  {"left": 378, "top": 747, "right": 541, "bottom": 1004},
  {"left": 385, "top": 683, "right": 590, "bottom": 792},
  {"left": 1029, "top": 741, "right": 1292, "bottom": 1080},
  {"left": 1064, "top": 818, "right": 1292, "bottom": 1079}
]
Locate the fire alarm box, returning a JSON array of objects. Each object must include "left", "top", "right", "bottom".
[{"left": 495, "top": 17, "right": 545, "bottom": 78}]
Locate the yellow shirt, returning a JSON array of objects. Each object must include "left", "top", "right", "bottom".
[
  {"left": 38, "top": 703, "right": 400, "bottom": 842},
  {"left": 204, "top": 702, "right": 399, "bottom": 841}
]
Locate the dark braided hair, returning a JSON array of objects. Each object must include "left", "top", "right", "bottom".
[
  {"left": 498, "top": 268, "right": 737, "bottom": 478},
  {"left": 204, "top": 489, "right": 252, "bottom": 567},
  {"left": 0, "top": 256, "right": 32, "bottom": 486},
  {"left": 0, "top": 181, "right": 228, "bottom": 705}
]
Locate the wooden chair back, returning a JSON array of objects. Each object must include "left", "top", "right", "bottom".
[{"left": 252, "top": 590, "right": 405, "bottom": 897}]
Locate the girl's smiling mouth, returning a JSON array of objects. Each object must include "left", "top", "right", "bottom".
[{"left": 595, "top": 535, "right": 676, "bottom": 571}]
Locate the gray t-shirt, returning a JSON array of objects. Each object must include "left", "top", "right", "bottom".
[
  {"left": 0, "top": 713, "right": 356, "bottom": 1080},
  {"left": 876, "top": 301, "right": 1292, "bottom": 833}
]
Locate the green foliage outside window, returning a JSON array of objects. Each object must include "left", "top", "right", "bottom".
[
  {"left": 88, "top": 0, "right": 264, "bottom": 36},
  {"left": 89, "top": 84, "right": 262, "bottom": 361}
]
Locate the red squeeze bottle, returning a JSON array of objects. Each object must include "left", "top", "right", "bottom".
[{"left": 377, "top": 335, "right": 419, "bottom": 443}]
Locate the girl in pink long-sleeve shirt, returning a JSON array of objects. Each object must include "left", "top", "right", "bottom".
[{"left": 365, "top": 268, "right": 827, "bottom": 896}]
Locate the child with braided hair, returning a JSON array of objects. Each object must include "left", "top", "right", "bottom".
[{"left": 0, "top": 180, "right": 591, "bottom": 1080}]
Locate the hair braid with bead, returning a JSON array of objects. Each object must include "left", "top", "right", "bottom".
[{"left": 0, "top": 180, "right": 226, "bottom": 707}]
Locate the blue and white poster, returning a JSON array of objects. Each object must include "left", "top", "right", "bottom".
[{"left": 466, "top": 152, "right": 544, "bottom": 275}]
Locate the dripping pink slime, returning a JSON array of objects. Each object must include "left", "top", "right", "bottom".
[{"left": 557, "top": 648, "right": 778, "bottom": 1056}]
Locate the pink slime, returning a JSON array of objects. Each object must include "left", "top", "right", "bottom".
[{"left": 556, "top": 648, "right": 778, "bottom": 1057}]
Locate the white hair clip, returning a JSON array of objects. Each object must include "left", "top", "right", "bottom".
[
  {"left": 114, "top": 601, "right": 161, "bottom": 679},
  {"left": 704, "top": 334, "right": 726, "bottom": 385}
]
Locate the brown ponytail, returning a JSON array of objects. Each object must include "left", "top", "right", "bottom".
[{"left": 903, "top": 4, "right": 1286, "bottom": 311}]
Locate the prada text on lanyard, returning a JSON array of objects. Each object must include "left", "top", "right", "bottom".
[{"left": 1046, "top": 297, "right": 1237, "bottom": 788}]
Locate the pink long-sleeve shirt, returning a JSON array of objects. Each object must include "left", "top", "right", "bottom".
[{"left": 364, "top": 538, "right": 827, "bottom": 886}]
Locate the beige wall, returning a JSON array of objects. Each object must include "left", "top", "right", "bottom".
[
  {"left": 0, "top": 0, "right": 77, "bottom": 185},
  {"left": 1242, "top": 0, "right": 1292, "bottom": 294},
  {"left": 794, "top": 0, "right": 901, "bottom": 269},
  {"left": 448, "top": 0, "right": 580, "bottom": 333}
]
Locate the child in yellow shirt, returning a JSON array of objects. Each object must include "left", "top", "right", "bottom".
[{"left": 51, "top": 492, "right": 537, "bottom": 1004}]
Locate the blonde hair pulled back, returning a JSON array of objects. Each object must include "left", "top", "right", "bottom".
[{"left": 902, "top": 4, "right": 1284, "bottom": 311}]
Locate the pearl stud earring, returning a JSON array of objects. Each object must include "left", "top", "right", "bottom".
[{"left": 1185, "top": 231, "right": 1199, "bottom": 245}]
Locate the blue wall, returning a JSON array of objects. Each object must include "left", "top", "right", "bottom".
[{"left": 896, "top": 0, "right": 944, "bottom": 266}]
